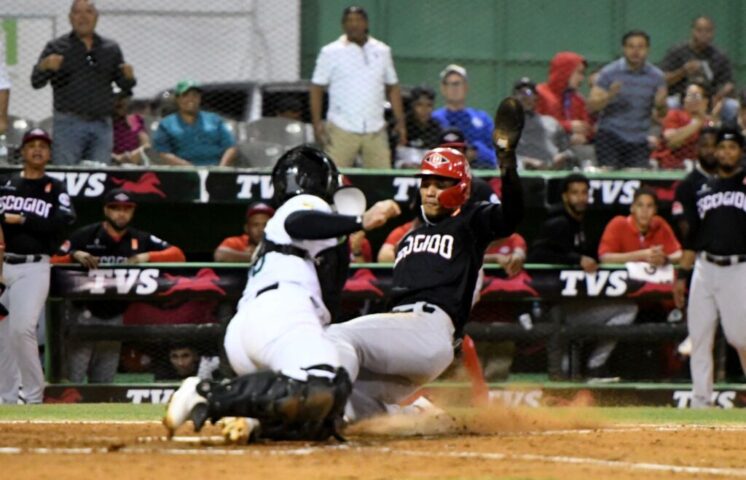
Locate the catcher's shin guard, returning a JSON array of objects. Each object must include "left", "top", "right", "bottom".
[
  {"left": 199, "top": 366, "right": 352, "bottom": 441},
  {"left": 493, "top": 97, "right": 525, "bottom": 169}
]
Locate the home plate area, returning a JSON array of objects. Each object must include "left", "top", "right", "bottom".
[{"left": 3, "top": 409, "right": 746, "bottom": 480}]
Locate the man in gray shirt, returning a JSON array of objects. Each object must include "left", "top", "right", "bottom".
[
  {"left": 589, "top": 30, "right": 667, "bottom": 169},
  {"left": 512, "top": 77, "right": 575, "bottom": 170}
]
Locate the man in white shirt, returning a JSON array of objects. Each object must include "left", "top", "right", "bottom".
[
  {"left": 310, "top": 5, "right": 406, "bottom": 168},
  {"left": 0, "top": 40, "right": 11, "bottom": 135}
]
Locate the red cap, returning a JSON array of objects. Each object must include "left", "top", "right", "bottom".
[
  {"left": 21, "top": 128, "right": 52, "bottom": 147},
  {"left": 246, "top": 202, "right": 275, "bottom": 220}
]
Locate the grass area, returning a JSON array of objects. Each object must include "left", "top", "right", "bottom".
[{"left": 2, "top": 404, "right": 746, "bottom": 425}]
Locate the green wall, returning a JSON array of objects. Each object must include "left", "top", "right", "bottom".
[{"left": 301, "top": 0, "right": 745, "bottom": 113}]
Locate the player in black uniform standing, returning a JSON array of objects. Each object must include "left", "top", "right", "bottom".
[
  {"left": 0, "top": 128, "right": 75, "bottom": 404},
  {"left": 55, "top": 188, "right": 185, "bottom": 383},
  {"left": 671, "top": 127, "right": 719, "bottom": 309},
  {"left": 325, "top": 98, "right": 525, "bottom": 421},
  {"left": 682, "top": 128, "right": 746, "bottom": 408}
]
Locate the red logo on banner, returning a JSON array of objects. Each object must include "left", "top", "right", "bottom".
[
  {"left": 653, "top": 181, "right": 679, "bottom": 202},
  {"left": 111, "top": 172, "right": 167, "bottom": 198},
  {"left": 160, "top": 268, "right": 227, "bottom": 296},
  {"left": 44, "top": 388, "right": 83, "bottom": 404},
  {"left": 480, "top": 271, "right": 539, "bottom": 297}
]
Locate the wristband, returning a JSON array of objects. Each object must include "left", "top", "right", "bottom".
[{"left": 677, "top": 268, "right": 693, "bottom": 282}]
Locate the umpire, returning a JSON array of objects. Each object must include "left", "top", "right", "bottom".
[
  {"left": 0, "top": 128, "right": 75, "bottom": 404},
  {"left": 682, "top": 128, "right": 746, "bottom": 408}
]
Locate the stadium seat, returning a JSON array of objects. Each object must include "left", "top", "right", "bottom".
[
  {"left": 243, "top": 117, "right": 311, "bottom": 149},
  {"left": 236, "top": 140, "right": 286, "bottom": 168}
]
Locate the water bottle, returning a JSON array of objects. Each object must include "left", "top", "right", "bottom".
[{"left": 531, "top": 301, "right": 543, "bottom": 321}]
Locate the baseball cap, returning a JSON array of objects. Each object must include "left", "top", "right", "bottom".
[
  {"left": 440, "top": 64, "right": 468, "bottom": 82},
  {"left": 438, "top": 127, "right": 468, "bottom": 152},
  {"left": 21, "top": 128, "right": 52, "bottom": 148},
  {"left": 716, "top": 128, "right": 745, "bottom": 148},
  {"left": 246, "top": 202, "right": 275, "bottom": 220},
  {"left": 342, "top": 5, "right": 368, "bottom": 21},
  {"left": 174, "top": 79, "right": 202, "bottom": 96},
  {"left": 104, "top": 188, "right": 137, "bottom": 207},
  {"left": 513, "top": 77, "right": 537, "bottom": 93}
]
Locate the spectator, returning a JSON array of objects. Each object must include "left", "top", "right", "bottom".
[
  {"left": 652, "top": 82, "right": 714, "bottom": 169},
  {"left": 0, "top": 41, "right": 9, "bottom": 135},
  {"left": 214, "top": 202, "right": 275, "bottom": 262},
  {"left": 310, "top": 5, "right": 406, "bottom": 168},
  {"left": 433, "top": 64, "right": 496, "bottom": 168},
  {"left": 589, "top": 30, "right": 667, "bottom": 168},
  {"left": 154, "top": 344, "right": 220, "bottom": 381},
  {"left": 377, "top": 219, "right": 417, "bottom": 263},
  {"left": 31, "top": 0, "right": 136, "bottom": 165},
  {"left": 536, "top": 51, "right": 593, "bottom": 146},
  {"left": 484, "top": 233, "right": 527, "bottom": 278},
  {"left": 54, "top": 188, "right": 186, "bottom": 383},
  {"left": 405, "top": 85, "right": 442, "bottom": 150},
  {"left": 153, "top": 80, "right": 238, "bottom": 167},
  {"left": 111, "top": 91, "right": 150, "bottom": 165},
  {"left": 0, "top": 129, "right": 76, "bottom": 403},
  {"left": 659, "top": 16, "right": 735, "bottom": 118},
  {"left": 598, "top": 187, "right": 682, "bottom": 265},
  {"left": 273, "top": 97, "right": 304, "bottom": 122},
  {"left": 528, "top": 173, "right": 637, "bottom": 380},
  {"left": 349, "top": 230, "right": 373, "bottom": 264},
  {"left": 512, "top": 77, "right": 576, "bottom": 170}
]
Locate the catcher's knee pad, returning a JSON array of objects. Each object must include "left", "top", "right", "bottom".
[{"left": 200, "top": 366, "right": 351, "bottom": 440}]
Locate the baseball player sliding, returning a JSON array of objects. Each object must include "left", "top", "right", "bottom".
[
  {"left": 165, "top": 145, "right": 401, "bottom": 440},
  {"left": 164, "top": 97, "right": 525, "bottom": 441}
]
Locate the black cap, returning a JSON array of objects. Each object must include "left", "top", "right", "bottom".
[
  {"left": 716, "top": 128, "right": 745, "bottom": 148},
  {"left": 342, "top": 5, "right": 368, "bottom": 21},
  {"left": 21, "top": 128, "right": 52, "bottom": 147},
  {"left": 438, "top": 127, "right": 468, "bottom": 153},
  {"left": 513, "top": 77, "right": 536, "bottom": 93},
  {"left": 104, "top": 188, "right": 137, "bottom": 207}
]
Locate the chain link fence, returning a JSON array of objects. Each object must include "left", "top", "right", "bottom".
[{"left": 2, "top": 0, "right": 744, "bottom": 385}]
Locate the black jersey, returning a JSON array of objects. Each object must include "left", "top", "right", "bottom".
[
  {"left": 390, "top": 170, "right": 523, "bottom": 332},
  {"left": 60, "top": 222, "right": 174, "bottom": 318},
  {"left": 60, "top": 222, "right": 173, "bottom": 264},
  {"left": 685, "top": 169, "right": 746, "bottom": 255},
  {"left": 0, "top": 173, "right": 75, "bottom": 254},
  {"left": 672, "top": 166, "right": 714, "bottom": 249},
  {"left": 527, "top": 204, "right": 595, "bottom": 265}
]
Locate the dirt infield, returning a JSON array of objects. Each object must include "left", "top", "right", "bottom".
[{"left": 3, "top": 409, "right": 746, "bottom": 480}]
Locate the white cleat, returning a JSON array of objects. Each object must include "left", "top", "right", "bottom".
[
  {"left": 220, "top": 417, "right": 261, "bottom": 444},
  {"left": 163, "top": 376, "right": 207, "bottom": 436}
]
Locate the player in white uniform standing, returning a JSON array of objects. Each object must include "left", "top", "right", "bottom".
[{"left": 165, "top": 145, "right": 399, "bottom": 440}]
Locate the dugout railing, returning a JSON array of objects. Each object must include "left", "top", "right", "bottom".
[{"left": 46, "top": 264, "right": 690, "bottom": 383}]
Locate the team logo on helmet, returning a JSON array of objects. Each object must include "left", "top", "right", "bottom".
[{"left": 424, "top": 152, "right": 450, "bottom": 168}]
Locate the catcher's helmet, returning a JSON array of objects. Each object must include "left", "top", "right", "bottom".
[
  {"left": 417, "top": 147, "right": 472, "bottom": 209},
  {"left": 271, "top": 145, "right": 340, "bottom": 205}
]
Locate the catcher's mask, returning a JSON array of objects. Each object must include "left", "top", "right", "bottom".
[
  {"left": 271, "top": 145, "right": 340, "bottom": 206},
  {"left": 416, "top": 147, "right": 472, "bottom": 209}
]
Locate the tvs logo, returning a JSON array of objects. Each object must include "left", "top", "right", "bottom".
[
  {"left": 560, "top": 270, "right": 629, "bottom": 297},
  {"left": 236, "top": 174, "right": 273, "bottom": 200},
  {"left": 588, "top": 180, "right": 640, "bottom": 205},
  {"left": 127, "top": 388, "right": 176, "bottom": 404},
  {"left": 46, "top": 171, "right": 106, "bottom": 197},
  {"left": 111, "top": 172, "right": 166, "bottom": 198},
  {"left": 673, "top": 390, "right": 737, "bottom": 408},
  {"left": 87, "top": 268, "right": 160, "bottom": 295},
  {"left": 160, "top": 268, "right": 226, "bottom": 296}
]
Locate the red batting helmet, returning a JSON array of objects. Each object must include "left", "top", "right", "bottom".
[{"left": 417, "top": 147, "right": 472, "bottom": 209}]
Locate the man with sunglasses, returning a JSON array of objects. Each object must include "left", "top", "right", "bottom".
[{"left": 31, "top": 0, "right": 136, "bottom": 165}]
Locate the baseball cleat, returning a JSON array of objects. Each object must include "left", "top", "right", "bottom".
[
  {"left": 163, "top": 376, "right": 208, "bottom": 437},
  {"left": 219, "top": 417, "right": 261, "bottom": 444},
  {"left": 677, "top": 336, "right": 693, "bottom": 357},
  {"left": 493, "top": 96, "right": 525, "bottom": 155}
]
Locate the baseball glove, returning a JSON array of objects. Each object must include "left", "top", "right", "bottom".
[{"left": 493, "top": 97, "right": 525, "bottom": 169}]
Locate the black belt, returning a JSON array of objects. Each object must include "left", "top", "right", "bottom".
[
  {"left": 255, "top": 283, "right": 279, "bottom": 298},
  {"left": 261, "top": 240, "right": 309, "bottom": 260},
  {"left": 393, "top": 303, "right": 437, "bottom": 314},
  {"left": 703, "top": 252, "right": 746, "bottom": 267},
  {"left": 5, "top": 253, "right": 44, "bottom": 265},
  {"left": 58, "top": 111, "right": 108, "bottom": 122}
]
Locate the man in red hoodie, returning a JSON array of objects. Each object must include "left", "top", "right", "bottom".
[{"left": 536, "top": 52, "right": 593, "bottom": 147}]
